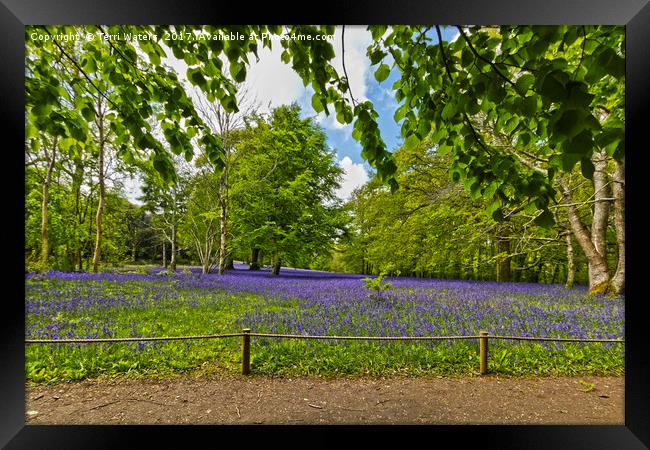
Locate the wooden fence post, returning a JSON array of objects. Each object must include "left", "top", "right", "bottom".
[
  {"left": 479, "top": 331, "right": 488, "bottom": 375},
  {"left": 242, "top": 328, "right": 251, "bottom": 375}
]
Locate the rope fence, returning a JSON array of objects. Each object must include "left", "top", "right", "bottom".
[{"left": 25, "top": 329, "right": 624, "bottom": 375}]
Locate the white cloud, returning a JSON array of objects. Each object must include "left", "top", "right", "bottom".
[
  {"left": 247, "top": 45, "right": 306, "bottom": 113},
  {"left": 378, "top": 85, "right": 398, "bottom": 111},
  {"left": 330, "top": 25, "right": 372, "bottom": 103},
  {"left": 159, "top": 26, "right": 373, "bottom": 127},
  {"left": 335, "top": 156, "right": 369, "bottom": 201},
  {"left": 308, "top": 26, "right": 374, "bottom": 134},
  {"left": 123, "top": 176, "right": 144, "bottom": 205},
  {"left": 315, "top": 109, "right": 352, "bottom": 133}
]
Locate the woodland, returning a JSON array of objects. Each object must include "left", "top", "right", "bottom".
[{"left": 26, "top": 25, "right": 625, "bottom": 294}]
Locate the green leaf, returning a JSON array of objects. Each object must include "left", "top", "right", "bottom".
[
  {"left": 483, "top": 181, "right": 499, "bottom": 199},
  {"left": 394, "top": 103, "right": 409, "bottom": 122},
  {"left": 403, "top": 133, "right": 420, "bottom": 149},
  {"left": 520, "top": 96, "right": 538, "bottom": 116},
  {"left": 580, "top": 157, "right": 595, "bottom": 179},
  {"left": 486, "top": 82, "right": 506, "bottom": 103},
  {"left": 491, "top": 208, "right": 504, "bottom": 222},
  {"left": 187, "top": 68, "right": 207, "bottom": 89},
  {"left": 515, "top": 73, "right": 535, "bottom": 95},
  {"left": 486, "top": 198, "right": 502, "bottom": 217},
  {"left": 183, "top": 52, "right": 198, "bottom": 66},
  {"left": 539, "top": 70, "right": 567, "bottom": 102},
  {"left": 437, "top": 143, "right": 451, "bottom": 156},
  {"left": 517, "top": 132, "right": 532, "bottom": 147},
  {"left": 171, "top": 44, "right": 185, "bottom": 60},
  {"left": 370, "top": 25, "right": 388, "bottom": 41},
  {"left": 561, "top": 151, "right": 582, "bottom": 171},
  {"left": 561, "top": 132, "right": 594, "bottom": 169},
  {"left": 31, "top": 103, "right": 53, "bottom": 117},
  {"left": 229, "top": 61, "right": 247, "bottom": 83},
  {"left": 311, "top": 94, "right": 324, "bottom": 113},
  {"left": 81, "top": 57, "right": 97, "bottom": 73},
  {"left": 534, "top": 208, "right": 555, "bottom": 228},
  {"left": 564, "top": 82, "right": 594, "bottom": 109},
  {"left": 441, "top": 102, "right": 457, "bottom": 120},
  {"left": 552, "top": 109, "right": 585, "bottom": 139},
  {"left": 368, "top": 48, "right": 387, "bottom": 65},
  {"left": 417, "top": 119, "right": 431, "bottom": 138},
  {"left": 374, "top": 64, "right": 390, "bottom": 83},
  {"left": 504, "top": 116, "right": 520, "bottom": 135},
  {"left": 80, "top": 106, "right": 95, "bottom": 122},
  {"left": 460, "top": 47, "right": 474, "bottom": 67},
  {"left": 596, "top": 47, "right": 625, "bottom": 78}
]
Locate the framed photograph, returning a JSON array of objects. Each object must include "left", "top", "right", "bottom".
[{"left": 3, "top": 0, "right": 649, "bottom": 448}]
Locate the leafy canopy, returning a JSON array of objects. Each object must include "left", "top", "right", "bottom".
[{"left": 26, "top": 25, "right": 624, "bottom": 226}]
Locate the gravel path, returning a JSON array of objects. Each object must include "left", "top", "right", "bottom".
[{"left": 25, "top": 374, "right": 624, "bottom": 425}]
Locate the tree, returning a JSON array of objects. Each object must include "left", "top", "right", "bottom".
[
  {"left": 123, "top": 203, "right": 151, "bottom": 262},
  {"left": 194, "top": 85, "right": 259, "bottom": 274},
  {"left": 182, "top": 169, "right": 221, "bottom": 274},
  {"left": 139, "top": 168, "right": 190, "bottom": 272},
  {"left": 26, "top": 25, "right": 226, "bottom": 184},
  {"left": 229, "top": 104, "right": 345, "bottom": 275},
  {"left": 346, "top": 138, "right": 587, "bottom": 285},
  {"left": 32, "top": 135, "right": 58, "bottom": 270}
]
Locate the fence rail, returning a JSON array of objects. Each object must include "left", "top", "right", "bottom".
[{"left": 25, "top": 330, "right": 624, "bottom": 376}]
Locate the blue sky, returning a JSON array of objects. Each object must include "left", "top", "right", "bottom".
[{"left": 125, "top": 25, "right": 460, "bottom": 202}]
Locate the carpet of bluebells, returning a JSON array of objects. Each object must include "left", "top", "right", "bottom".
[{"left": 25, "top": 264, "right": 624, "bottom": 383}]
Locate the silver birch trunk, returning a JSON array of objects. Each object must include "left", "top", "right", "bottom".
[
  {"left": 610, "top": 160, "right": 625, "bottom": 293},
  {"left": 218, "top": 169, "right": 227, "bottom": 274},
  {"left": 91, "top": 103, "right": 105, "bottom": 273},
  {"left": 558, "top": 178, "right": 610, "bottom": 292},
  {"left": 169, "top": 223, "right": 177, "bottom": 272},
  {"left": 591, "top": 150, "right": 611, "bottom": 263},
  {"left": 565, "top": 230, "right": 575, "bottom": 289}
]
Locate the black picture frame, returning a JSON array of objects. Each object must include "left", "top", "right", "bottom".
[{"left": 2, "top": 0, "right": 648, "bottom": 448}]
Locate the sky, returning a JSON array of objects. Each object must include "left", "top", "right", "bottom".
[{"left": 124, "top": 25, "right": 459, "bottom": 203}]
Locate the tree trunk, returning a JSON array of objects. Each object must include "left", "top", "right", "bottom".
[
  {"left": 558, "top": 178, "right": 610, "bottom": 293},
  {"left": 169, "top": 224, "right": 177, "bottom": 272},
  {"left": 200, "top": 234, "right": 211, "bottom": 274},
  {"left": 549, "top": 263, "right": 558, "bottom": 284},
  {"left": 565, "top": 230, "right": 575, "bottom": 289},
  {"left": 39, "top": 138, "right": 57, "bottom": 270},
  {"left": 591, "top": 150, "right": 611, "bottom": 264},
  {"left": 218, "top": 170, "right": 228, "bottom": 275},
  {"left": 91, "top": 105, "right": 105, "bottom": 273},
  {"left": 610, "top": 160, "right": 625, "bottom": 294},
  {"left": 271, "top": 253, "right": 281, "bottom": 275},
  {"left": 250, "top": 247, "right": 260, "bottom": 270},
  {"left": 86, "top": 196, "right": 93, "bottom": 271},
  {"left": 72, "top": 156, "right": 85, "bottom": 272},
  {"left": 495, "top": 236, "right": 511, "bottom": 282},
  {"left": 76, "top": 249, "right": 83, "bottom": 272},
  {"left": 162, "top": 241, "right": 167, "bottom": 268}
]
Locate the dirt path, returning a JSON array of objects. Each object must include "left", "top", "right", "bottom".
[{"left": 24, "top": 374, "right": 623, "bottom": 425}]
